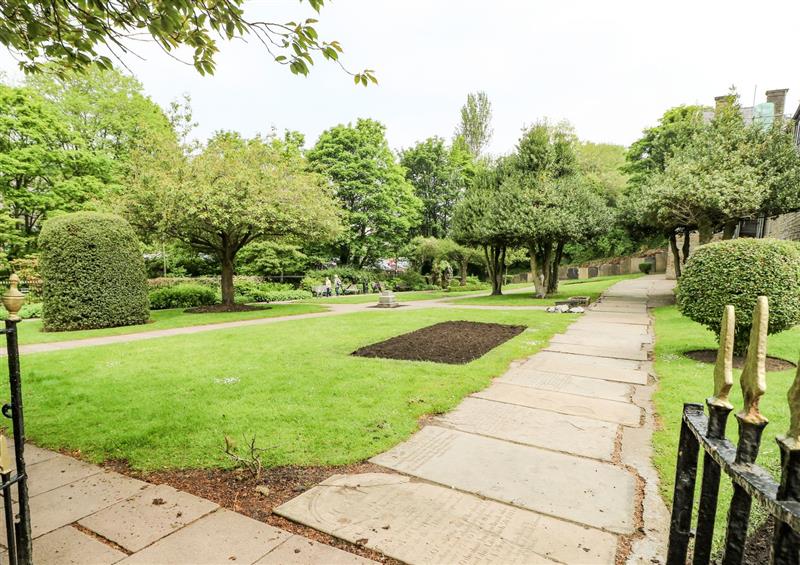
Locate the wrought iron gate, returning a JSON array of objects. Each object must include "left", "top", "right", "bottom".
[
  {"left": 1, "top": 275, "right": 32, "bottom": 565},
  {"left": 666, "top": 298, "right": 800, "bottom": 564}
]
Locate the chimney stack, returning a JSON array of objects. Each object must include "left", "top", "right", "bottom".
[
  {"left": 714, "top": 95, "right": 731, "bottom": 113},
  {"left": 766, "top": 89, "right": 789, "bottom": 118}
]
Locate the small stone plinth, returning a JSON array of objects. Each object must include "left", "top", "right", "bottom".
[{"left": 376, "top": 291, "right": 399, "bottom": 308}]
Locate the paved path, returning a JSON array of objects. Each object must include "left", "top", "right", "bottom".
[
  {"left": 275, "top": 275, "right": 676, "bottom": 564},
  {"left": 1, "top": 443, "right": 377, "bottom": 564}
]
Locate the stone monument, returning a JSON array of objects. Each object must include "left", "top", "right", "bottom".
[{"left": 377, "top": 291, "right": 399, "bottom": 308}]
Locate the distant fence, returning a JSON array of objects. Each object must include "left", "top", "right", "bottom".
[{"left": 666, "top": 298, "right": 800, "bottom": 564}]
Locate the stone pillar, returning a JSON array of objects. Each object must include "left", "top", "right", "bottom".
[
  {"left": 654, "top": 252, "right": 667, "bottom": 273},
  {"left": 578, "top": 267, "right": 588, "bottom": 280}
]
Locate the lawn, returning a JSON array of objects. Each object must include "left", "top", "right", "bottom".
[
  {"left": 447, "top": 273, "right": 643, "bottom": 306},
  {"left": 11, "top": 303, "right": 327, "bottom": 345},
  {"left": 652, "top": 305, "right": 800, "bottom": 552},
  {"left": 304, "top": 282, "right": 534, "bottom": 305},
  {"left": 8, "top": 307, "right": 574, "bottom": 471}
]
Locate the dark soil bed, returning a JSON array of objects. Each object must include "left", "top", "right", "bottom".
[
  {"left": 103, "top": 460, "right": 400, "bottom": 564},
  {"left": 684, "top": 349, "right": 795, "bottom": 372},
  {"left": 352, "top": 320, "right": 526, "bottom": 364},
  {"left": 185, "top": 304, "right": 271, "bottom": 314}
]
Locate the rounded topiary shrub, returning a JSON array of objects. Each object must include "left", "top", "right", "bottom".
[
  {"left": 148, "top": 284, "right": 218, "bottom": 310},
  {"left": 39, "top": 212, "right": 149, "bottom": 331},
  {"left": 676, "top": 238, "right": 800, "bottom": 354}
]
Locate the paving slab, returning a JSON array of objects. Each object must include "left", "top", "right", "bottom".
[
  {"left": 498, "top": 368, "right": 633, "bottom": 402},
  {"left": 25, "top": 454, "right": 102, "bottom": 498},
  {"left": 119, "top": 509, "right": 290, "bottom": 565},
  {"left": 33, "top": 526, "right": 127, "bottom": 565},
  {"left": 371, "top": 426, "right": 636, "bottom": 533},
  {"left": 533, "top": 351, "right": 643, "bottom": 371},
  {"left": 544, "top": 341, "right": 649, "bottom": 361},
  {"left": 474, "top": 382, "right": 640, "bottom": 425},
  {"left": 79, "top": 483, "right": 218, "bottom": 552},
  {"left": 590, "top": 304, "right": 647, "bottom": 313},
  {"left": 525, "top": 353, "right": 649, "bottom": 385},
  {"left": 435, "top": 396, "right": 617, "bottom": 460},
  {"left": 275, "top": 473, "right": 618, "bottom": 564},
  {"left": 7, "top": 443, "right": 60, "bottom": 467},
  {"left": 256, "top": 535, "right": 378, "bottom": 564},
  {"left": 581, "top": 312, "right": 650, "bottom": 326},
  {"left": 550, "top": 332, "right": 653, "bottom": 350},
  {"left": 27, "top": 471, "right": 148, "bottom": 539},
  {"left": 566, "top": 321, "right": 650, "bottom": 336}
]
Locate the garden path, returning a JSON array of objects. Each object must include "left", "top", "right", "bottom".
[
  {"left": 0, "top": 442, "right": 377, "bottom": 564},
  {"left": 275, "top": 275, "right": 677, "bottom": 564}
]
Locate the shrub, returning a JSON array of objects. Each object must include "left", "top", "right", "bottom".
[
  {"left": 149, "top": 284, "right": 218, "bottom": 310},
  {"left": 638, "top": 262, "right": 653, "bottom": 274},
  {"left": 676, "top": 238, "right": 800, "bottom": 354},
  {"left": 301, "top": 268, "right": 380, "bottom": 291},
  {"left": 245, "top": 289, "right": 312, "bottom": 303},
  {"left": 39, "top": 213, "right": 149, "bottom": 331},
  {"left": 448, "top": 276, "right": 489, "bottom": 292}
]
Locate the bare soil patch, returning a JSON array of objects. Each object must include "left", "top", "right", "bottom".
[
  {"left": 104, "top": 460, "right": 400, "bottom": 564},
  {"left": 185, "top": 304, "right": 271, "bottom": 314},
  {"left": 352, "top": 320, "right": 526, "bottom": 364},
  {"left": 684, "top": 349, "right": 795, "bottom": 372}
]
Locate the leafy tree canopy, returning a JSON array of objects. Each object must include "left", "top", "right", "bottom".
[
  {"left": 454, "top": 91, "right": 493, "bottom": 157},
  {"left": 308, "top": 118, "right": 421, "bottom": 267},
  {"left": 399, "top": 136, "right": 474, "bottom": 239},
  {"left": 0, "top": 0, "right": 376, "bottom": 83}
]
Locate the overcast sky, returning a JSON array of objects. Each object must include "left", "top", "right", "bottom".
[{"left": 2, "top": 0, "right": 799, "bottom": 155}]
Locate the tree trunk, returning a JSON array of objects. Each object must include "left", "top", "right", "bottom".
[
  {"left": 529, "top": 244, "right": 546, "bottom": 298},
  {"left": 722, "top": 220, "right": 737, "bottom": 240},
  {"left": 697, "top": 223, "right": 714, "bottom": 245},
  {"left": 540, "top": 241, "right": 553, "bottom": 298},
  {"left": 681, "top": 229, "right": 691, "bottom": 264},
  {"left": 221, "top": 249, "right": 236, "bottom": 307},
  {"left": 485, "top": 245, "right": 504, "bottom": 295},
  {"left": 548, "top": 241, "right": 564, "bottom": 295},
  {"left": 460, "top": 257, "right": 467, "bottom": 285},
  {"left": 669, "top": 232, "right": 682, "bottom": 279}
]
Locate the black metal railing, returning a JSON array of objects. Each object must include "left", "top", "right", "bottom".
[
  {"left": 666, "top": 297, "right": 800, "bottom": 564},
  {"left": 1, "top": 317, "right": 33, "bottom": 565}
]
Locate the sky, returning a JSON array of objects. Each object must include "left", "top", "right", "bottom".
[{"left": 2, "top": 0, "right": 800, "bottom": 156}]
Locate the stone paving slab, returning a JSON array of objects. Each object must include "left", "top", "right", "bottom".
[
  {"left": 590, "top": 303, "right": 647, "bottom": 313},
  {"left": 275, "top": 473, "right": 618, "bottom": 564},
  {"left": 524, "top": 353, "right": 649, "bottom": 385},
  {"left": 581, "top": 312, "right": 650, "bottom": 326},
  {"left": 498, "top": 368, "right": 633, "bottom": 402},
  {"left": 533, "top": 351, "right": 643, "bottom": 371},
  {"left": 119, "top": 509, "right": 291, "bottom": 564},
  {"left": 550, "top": 332, "right": 653, "bottom": 350},
  {"left": 28, "top": 471, "right": 148, "bottom": 539},
  {"left": 255, "top": 535, "right": 378, "bottom": 564},
  {"left": 33, "top": 525, "right": 127, "bottom": 565},
  {"left": 25, "top": 454, "right": 102, "bottom": 498},
  {"left": 371, "top": 426, "right": 636, "bottom": 533},
  {"left": 79, "top": 483, "right": 219, "bottom": 552},
  {"left": 474, "top": 382, "right": 640, "bottom": 425},
  {"left": 544, "top": 341, "right": 649, "bottom": 361},
  {"left": 435, "top": 396, "right": 617, "bottom": 460},
  {"left": 566, "top": 321, "right": 650, "bottom": 336}
]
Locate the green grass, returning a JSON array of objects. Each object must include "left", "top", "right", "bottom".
[
  {"left": 13, "top": 304, "right": 326, "bottom": 345},
  {"left": 10, "top": 307, "right": 574, "bottom": 471},
  {"left": 448, "top": 274, "right": 643, "bottom": 306},
  {"left": 652, "top": 306, "right": 800, "bottom": 552},
  {"left": 304, "top": 282, "right": 533, "bottom": 304}
]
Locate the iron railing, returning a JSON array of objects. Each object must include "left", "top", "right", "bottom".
[{"left": 667, "top": 297, "right": 800, "bottom": 564}]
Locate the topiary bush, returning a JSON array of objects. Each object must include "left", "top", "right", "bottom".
[
  {"left": 148, "top": 284, "right": 218, "bottom": 310},
  {"left": 639, "top": 262, "right": 653, "bottom": 274},
  {"left": 39, "top": 212, "right": 149, "bottom": 331},
  {"left": 676, "top": 238, "right": 800, "bottom": 354}
]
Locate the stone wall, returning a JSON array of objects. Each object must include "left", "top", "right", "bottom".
[{"left": 764, "top": 212, "right": 800, "bottom": 241}]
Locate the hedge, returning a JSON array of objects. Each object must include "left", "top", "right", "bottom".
[
  {"left": 676, "top": 238, "right": 800, "bottom": 354},
  {"left": 149, "top": 284, "right": 218, "bottom": 310},
  {"left": 39, "top": 212, "right": 149, "bottom": 331}
]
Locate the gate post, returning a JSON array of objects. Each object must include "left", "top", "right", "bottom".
[{"left": 2, "top": 275, "right": 33, "bottom": 565}]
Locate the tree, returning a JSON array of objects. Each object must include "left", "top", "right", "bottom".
[
  {"left": 455, "top": 91, "right": 493, "bottom": 157},
  {"left": 308, "top": 119, "right": 421, "bottom": 267},
  {"left": 575, "top": 142, "right": 628, "bottom": 201},
  {"left": 122, "top": 131, "right": 341, "bottom": 306},
  {"left": 0, "top": 0, "right": 376, "bottom": 83},
  {"left": 0, "top": 83, "right": 116, "bottom": 257},
  {"left": 400, "top": 136, "right": 474, "bottom": 238}
]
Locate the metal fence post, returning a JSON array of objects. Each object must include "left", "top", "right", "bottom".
[
  {"left": 772, "top": 438, "right": 800, "bottom": 565},
  {"left": 667, "top": 403, "right": 703, "bottom": 565}
]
